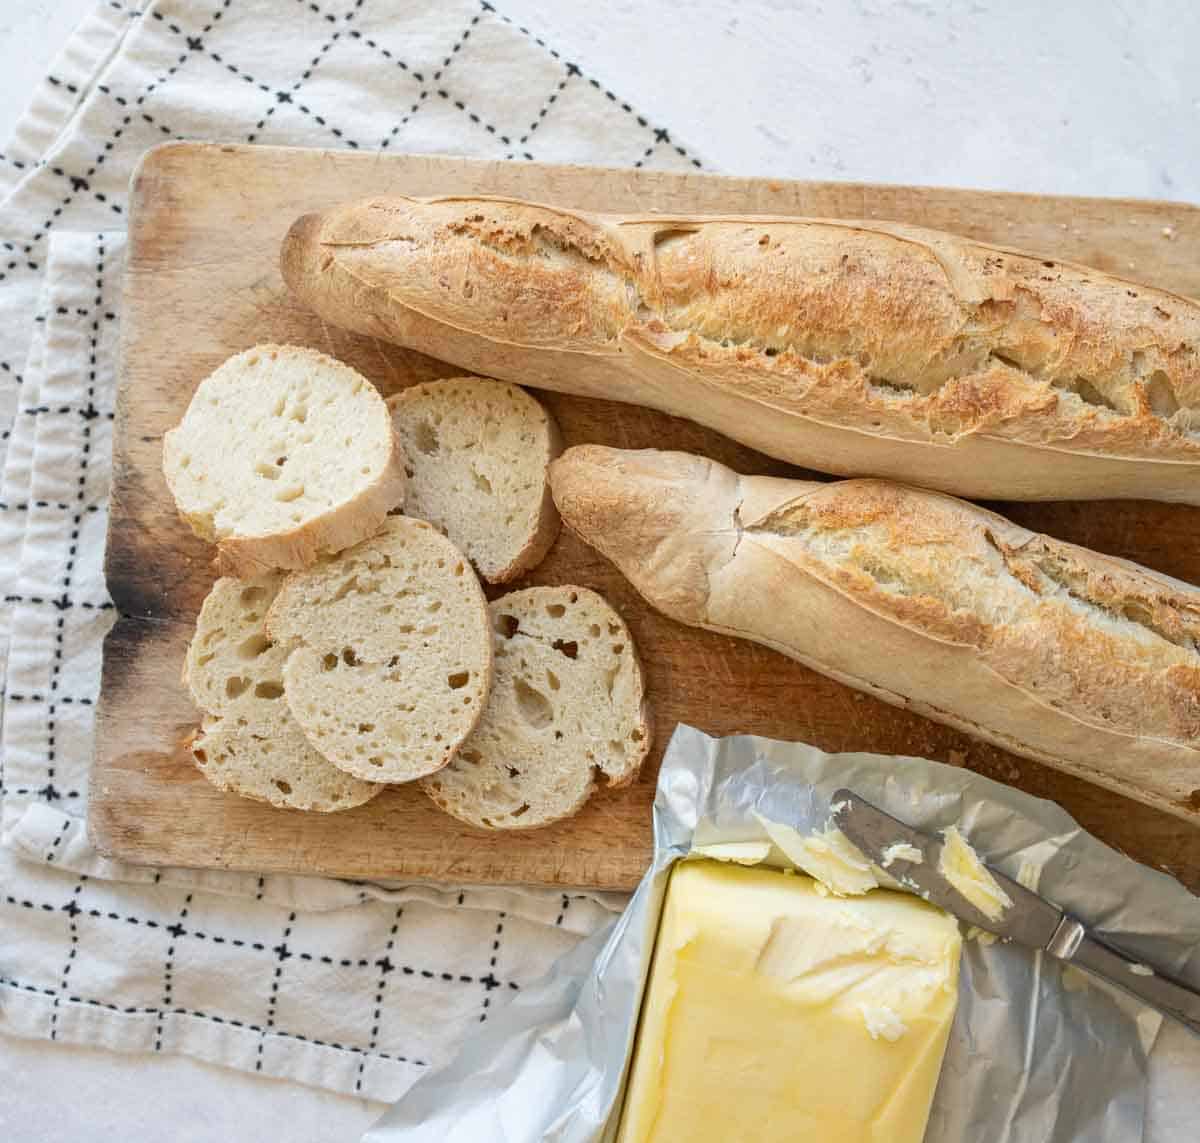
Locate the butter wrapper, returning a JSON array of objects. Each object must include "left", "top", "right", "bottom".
[{"left": 365, "top": 725, "right": 1200, "bottom": 1142}]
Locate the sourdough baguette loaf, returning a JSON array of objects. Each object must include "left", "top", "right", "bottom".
[
  {"left": 422, "top": 585, "right": 651, "bottom": 829},
  {"left": 549, "top": 445, "right": 1200, "bottom": 822},
  {"left": 163, "top": 344, "right": 406, "bottom": 574},
  {"left": 282, "top": 197, "right": 1200, "bottom": 504},
  {"left": 387, "top": 376, "right": 562, "bottom": 582}
]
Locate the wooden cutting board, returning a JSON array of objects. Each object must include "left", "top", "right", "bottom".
[{"left": 91, "top": 142, "right": 1200, "bottom": 891}]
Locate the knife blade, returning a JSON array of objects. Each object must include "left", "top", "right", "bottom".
[{"left": 830, "top": 788, "right": 1200, "bottom": 1036}]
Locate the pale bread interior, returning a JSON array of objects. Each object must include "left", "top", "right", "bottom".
[
  {"left": 387, "top": 377, "right": 560, "bottom": 582},
  {"left": 267, "top": 516, "right": 493, "bottom": 783},
  {"left": 163, "top": 344, "right": 401, "bottom": 546},
  {"left": 185, "top": 572, "right": 381, "bottom": 812},
  {"left": 422, "top": 585, "right": 651, "bottom": 829}
]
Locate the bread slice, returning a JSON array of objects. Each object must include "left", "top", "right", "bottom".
[
  {"left": 421, "top": 586, "right": 652, "bottom": 829},
  {"left": 184, "top": 572, "right": 381, "bottom": 812},
  {"left": 163, "top": 344, "right": 406, "bottom": 575},
  {"left": 266, "top": 516, "right": 493, "bottom": 783},
  {"left": 386, "top": 377, "right": 562, "bottom": 583}
]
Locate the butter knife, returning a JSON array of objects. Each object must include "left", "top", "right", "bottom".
[{"left": 830, "top": 788, "right": 1200, "bottom": 1036}]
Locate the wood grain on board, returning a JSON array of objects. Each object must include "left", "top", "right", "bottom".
[{"left": 91, "top": 142, "right": 1200, "bottom": 891}]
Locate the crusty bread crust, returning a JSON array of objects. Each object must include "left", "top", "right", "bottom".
[
  {"left": 283, "top": 197, "right": 1200, "bottom": 504},
  {"left": 549, "top": 444, "right": 1200, "bottom": 822}
]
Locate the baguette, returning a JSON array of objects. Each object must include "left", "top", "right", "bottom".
[
  {"left": 282, "top": 196, "right": 1200, "bottom": 504},
  {"left": 548, "top": 444, "right": 1200, "bottom": 822}
]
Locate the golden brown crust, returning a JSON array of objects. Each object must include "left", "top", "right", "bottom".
[
  {"left": 548, "top": 445, "right": 1200, "bottom": 823},
  {"left": 283, "top": 196, "right": 1200, "bottom": 503}
]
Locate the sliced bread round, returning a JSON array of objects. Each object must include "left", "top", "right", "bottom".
[
  {"left": 163, "top": 344, "right": 406, "bottom": 575},
  {"left": 387, "top": 377, "right": 561, "bottom": 583},
  {"left": 184, "top": 573, "right": 381, "bottom": 812},
  {"left": 421, "top": 586, "right": 652, "bottom": 830},
  {"left": 266, "top": 516, "right": 493, "bottom": 783}
]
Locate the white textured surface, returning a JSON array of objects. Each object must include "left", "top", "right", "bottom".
[{"left": 1, "top": 2, "right": 1196, "bottom": 1141}]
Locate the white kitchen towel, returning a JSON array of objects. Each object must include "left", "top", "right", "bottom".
[{"left": 0, "top": 0, "right": 701, "bottom": 1101}]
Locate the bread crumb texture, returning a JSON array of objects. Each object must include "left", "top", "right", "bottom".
[
  {"left": 185, "top": 572, "right": 381, "bottom": 812},
  {"left": 163, "top": 344, "right": 403, "bottom": 561},
  {"left": 267, "top": 516, "right": 492, "bottom": 783},
  {"left": 388, "top": 376, "right": 560, "bottom": 582},
  {"left": 422, "top": 585, "right": 651, "bottom": 829}
]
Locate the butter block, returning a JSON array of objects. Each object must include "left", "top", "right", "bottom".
[{"left": 617, "top": 860, "right": 961, "bottom": 1143}]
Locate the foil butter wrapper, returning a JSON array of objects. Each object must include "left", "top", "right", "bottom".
[{"left": 366, "top": 725, "right": 1200, "bottom": 1143}]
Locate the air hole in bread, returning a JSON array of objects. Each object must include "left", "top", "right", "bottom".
[
  {"left": 454, "top": 563, "right": 464, "bottom": 576},
  {"left": 368, "top": 755, "right": 384, "bottom": 767},
  {"left": 505, "top": 765, "right": 521, "bottom": 779},
  {"left": 612, "top": 643, "right": 624, "bottom": 655},
  {"left": 414, "top": 419, "right": 439, "bottom": 455},
  {"left": 1069, "top": 377, "right": 1121, "bottom": 412},
  {"left": 472, "top": 469, "right": 493, "bottom": 495},
  {"left": 511, "top": 804, "right": 530, "bottom": 818},
  {"left": 197, "top": 651, "right": 215, "bottom": 666},
  {"left": 290, "top": 405, "right": 308, "bottom": 423},
  {"left": 604, "top": 663, "right": 620, "bottom": 698},
  {"left": 428, "top": 600, "right": 442, "bottom": 613},
  {"left": 225, "top": 676, "right": 249, "bottom": 699},
  {"left": 255, "top": 462, "right": 280, "bottom": 480},
  {"left": 869, "top": 377, "right": 917, "bottom": 398},
  {"left": 609, "top": 740, "right": 625, "bottom": 756},
  {"left": 236, "top": 634, "right": 271, "bottom": 660},
  {"left": 193, "top": 747, "right": 208, "bottom": 764},
  {"left": 514, "top": 677, "right": 554, "bottom": 729},
  {"left": 552, "top": 639, "right": 578, "bottom": 660},
  {"left": 447, "top": 670, "right": 470, "bottom": 690},
  {"left": 358, "top": 723, "right": 375, "bottom": 734},
  {"left": 607, "top": 622, "right": 620, "bottom": 635},
  {"left": 631, "top": 728, "right": 644, "bottom": 742},
  {"left": 1146, "top": 371, "right": 1180, "bottom": 417},
  {"left": 546, "top": 603, "right": 566, "bottom": 618},
  {"left": 546, "top": 669, "right": 560, "bottom": 691},
  {"left": 321, "top": 652, "right": 338, "bottom": 671},
  {"left": 342, "top": 647, "right": 359, "bottom": 667},
  {"left": 273, "top": 779, "right": 292, "bottom": 795},
  {"left": 254, "top": 681, "right": 283, "bottom": 700},
  {"left": 588, "top": 623, "right": 601, "bottom": 637},
  {"left": 274, "top": 484, "right": 304, "bottom": 502}
]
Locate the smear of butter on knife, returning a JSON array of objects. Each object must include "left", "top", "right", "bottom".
[
  {"left": 881, "top": 842, "right": 924, "bottom": 868},
  {"left": 938, "top": 826, "right": 1013, "bottom": 921}
]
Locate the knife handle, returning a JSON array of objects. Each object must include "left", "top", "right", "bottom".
[{"left": 1049, "top": 916, "right": 1200, "bottom": 1037}]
